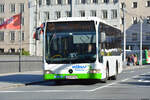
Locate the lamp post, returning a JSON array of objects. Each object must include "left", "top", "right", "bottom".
[
  {"left": 139, "top": 17, "right": 143, "bottom": 66},
  {"left": 19, "top": 13, "right": 22, "bottom": 72},
  {"left": 122, "top": 3, "right": 126, "bottom": 64}
]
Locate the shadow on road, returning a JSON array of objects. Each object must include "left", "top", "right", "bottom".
[
  {"left": 120, "top": 74, "right": 150, "bottom": 86},
  {"left": 0, "top": 74, "right": 43, "bottom": 84},
  {"left": 26, "top": 79, "right": 101, "bottom": 86}
]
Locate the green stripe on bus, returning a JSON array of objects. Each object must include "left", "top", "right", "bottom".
[{"left": 44, "top": 73, "right": 102, "bottom": 80}]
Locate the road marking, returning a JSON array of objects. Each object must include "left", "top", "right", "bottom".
[
  {"left": 122, "top": 71, "right": 135, "bottom": 74},
  {"left": 138, "top": 80, "right": 150, "bottom": 83},
  {"left": 89, "top": 82, "right": 118, "bottom": 92},
  {"left": 120, "top": 78, "right": 130, "bottom": 82},
  {"left": 130, "top": 71, "right": 135, "bottom": 73}
]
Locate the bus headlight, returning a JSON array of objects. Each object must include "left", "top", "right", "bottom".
[
  {"left": 89, "top": 69, "right": 101, "bottom": 73},
  {"left": 44, "top": 70, "right": 53, "bottom": 74}
]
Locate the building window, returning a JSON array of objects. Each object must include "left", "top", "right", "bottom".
[
  {"left": 90, "top": 10, "right": 96, "bottom": 17},
  {"left": 103, "top": 0, "right": 109, "bottom": 3},
  {"left": 132, "top": 2, "right": 137, "bottom": 8},
  {"left": 132, "top": 17, "right": 138, "bottom": 24},
  {"left": 146, "top": 1, "right": 150, "bottom": 7},
  {"left": 81, "top": 0, "right": 86, "bottom": 4},
  {"left": 102, "top": 10, "right": 108, "bottom": 19},
  {"left": 20, "top": 3, "right": 24, "bottom": 13},
  {"left": 39, "top": 0, "right": 42, "bottom": 7},
  {"left": 111, "top": 9, "right": 117, "bottom": 19},
  {"left": 0, "top": 48, "right": 4, "bottom": 53},
  {"left": 0, "top": 18, "right": 4, "bottom": 25},
  {"left": 0, "top": 31, "right": 4, "bottom": 41},
  {"left": 121, "top": 2, "right": 125, "bottom": 9},
  {"left": 55, "top": 11, "right": 61, "bottom": 19},
  {"left": 22, "top": 31, "right": 24, "bottom": 41},
  {"left": 57, "top": 0, "right": 62, "bottom": 5},
  {"left": 79, "top": 10, "right": 85, "bottom": 17},
  {"left": 10, "top": 31, "right": 15, "bottom": 41},
  {"left": 0, "top": 4, "right": 4, "bottom": 13},
  {"left": 21, "top": 17, "right": 24, "bottom": 26},
  {"left": 9, "top": 48, "right": 15, "bottom": 53},
  {"left": 93, "top": 0, "right": 98, "bottom": 4},
  {"left": 10, "top": 4, "right": 15, "bottom": 13},
  {"left": 147, "top": 16, "right": 150, "bottom": 24},
  {"left": 46, "top": 0, "right": 51, "bottom": 5},
  {"left": 19, "top": 31, "right": 24, "bottom": 41},
  {"left": 66, "top": 11, "right": 71, "bottom": 17},
  {"left": 113, "top": 0, "right": 118, "bottom": 3},
  {"left": 145, "top": 32, "right": 150, "bottom": 40},
  {"left": 67, "top": 0, "right": 71, "bottom": 4},
  {"left": 121, "top": 17, "right": 124, "bottom": 25},
  {"left": 132, "top": 33, "right": 137, "bottom": 41},
  {"left": 44, "top": 11, "right": 49, "bottom": 20}
]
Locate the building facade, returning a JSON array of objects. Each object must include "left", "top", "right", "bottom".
[
  {"left": 0, "top": 0, "right": 30, "bottom": 54},
  {"left": 29, "top": 0, "right": 120, "bottom": 56},
  {"left": 120, "top": 0, "right": 150, "bottom": 50}
]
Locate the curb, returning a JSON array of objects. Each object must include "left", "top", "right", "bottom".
[
  {"left": 0, "top": 84, "right": 25, "bottom": 90},
  {"left": 0, "top": 71, "right": 42, "bottom": 77},
  {"left": 123, "top": 65, "right": 149, "bottom": 70},
  {"left": 0, "top": 80, "right": 46, "bottom": 90}
]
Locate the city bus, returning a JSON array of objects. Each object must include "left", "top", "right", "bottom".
[{"left": 38, "top": 17, "right": 122, "bottom": 83}]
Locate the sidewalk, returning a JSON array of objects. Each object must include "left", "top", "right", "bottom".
[
  {"left": 0, "top": 65, "right": 149, "bottom": 90},
  {"left": 0, "top": 71, "right": 43, "bottom": 90}
]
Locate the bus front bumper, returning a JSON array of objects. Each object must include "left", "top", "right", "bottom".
[{"left": 44, "top": 73, "right": 102, "bottom": 80}]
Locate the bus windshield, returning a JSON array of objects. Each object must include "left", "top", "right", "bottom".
[{"left": 45, "top": 21, "right": 96, "bottom": 64}]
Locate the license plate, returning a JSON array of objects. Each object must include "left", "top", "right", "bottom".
[{"left": 65, "top": 76, "right": 78, "bottom": 79}]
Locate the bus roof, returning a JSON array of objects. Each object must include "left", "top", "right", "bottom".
[{"left": 47, "top": 17, "right": 120, "bottom": 30}]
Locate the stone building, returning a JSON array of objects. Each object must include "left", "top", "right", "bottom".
[
  {"left": 120, "top": 0, "right": 150, "bottom": 50},
  {"left": 0, "top": 0, "right": 30, "bottom": 54}
]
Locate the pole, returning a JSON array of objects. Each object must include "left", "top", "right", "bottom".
[
  {"left": 34, "top": 0, "right": 38, "bottom": 56},
  {"left": 70, "top": 0, "right": 72, "bottom": 17},
  {"left": 122, "top": 3, "right": 126, "bottom": 64},
  {"left": 139, "top": 18, "right": 143, "bottom": 66},
  {"left": 19, "top": 13, "right": 22, "bottom": 72}
]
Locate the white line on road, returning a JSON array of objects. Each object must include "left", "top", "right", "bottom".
[
  {"left": 89, "top": 81, "right": 118, "bottom": 92},
  {"left": 0, "top": 90, "right": 91, "bottom": 93},
  {"left": 123, "top": 71, "right": 135, "bottom": 74}
]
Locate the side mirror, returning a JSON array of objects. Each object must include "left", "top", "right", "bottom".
[
  {"left": 99, "top": 55, "right": 103, "bottom": 63},
  {"left": 35, "top": 28, "right": 41, "bottom": 40},
  {"left": 101, "top": 32, "right": 106, "bottom": 43}
]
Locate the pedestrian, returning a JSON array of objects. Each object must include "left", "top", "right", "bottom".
[
  {"left": 134, "top": 54, "right": 137, "bottom": 65},
  {"left": 131, "top": 54, "right": 135, "bottom": 66},
  {"left": 127, "top": 56, "right": 130, "bottom": 66}
]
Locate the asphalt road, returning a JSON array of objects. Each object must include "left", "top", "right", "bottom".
[{"left": 0, "top": 66, "right": 150, "bottom": 100}]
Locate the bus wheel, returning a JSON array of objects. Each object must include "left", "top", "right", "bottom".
[{"left": 111, "top": 74, "right": 117, "bottom": 80}]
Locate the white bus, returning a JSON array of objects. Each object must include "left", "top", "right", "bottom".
[{"left": 37, "top": 17, "right": 122, "bottom": 83}]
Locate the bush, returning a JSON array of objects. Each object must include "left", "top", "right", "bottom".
[{"left": 22, "top": 50, "right": 30, "bottom": 56}]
